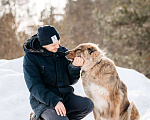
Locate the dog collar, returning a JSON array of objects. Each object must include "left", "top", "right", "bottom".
[{"left": 91, "top": 59, "right": 102, "bottom": 70}]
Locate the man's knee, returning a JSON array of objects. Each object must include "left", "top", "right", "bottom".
[
  {"left": 83, "top": 98, "right": 94, "bottom": 113},
  {"left": 41, "top": 108, "right": 69, "bottom": 120}
]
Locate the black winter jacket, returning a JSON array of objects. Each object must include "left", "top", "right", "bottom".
[{"left": 23, "top": 34, "right": 81, "bottom": 118}]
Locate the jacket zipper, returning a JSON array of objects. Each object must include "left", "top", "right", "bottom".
[
  {"left": 53, "top": 54, "right": 58, "bottom": 87},
  {"left": 42, "top": 66, "right": 44, "bottom": 73}
]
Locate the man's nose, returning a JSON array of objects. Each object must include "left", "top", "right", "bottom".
[{"left": 56, "top": 44, "right": 60, "bottom": 48}]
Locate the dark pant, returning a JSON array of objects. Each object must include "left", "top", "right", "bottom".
[{"left": 41, "top": 93, "right": 94, "bottom": 120}]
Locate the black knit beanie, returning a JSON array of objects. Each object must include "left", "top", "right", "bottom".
[{"left": 37, "top": 25, "right": 60, "bottom": 46}]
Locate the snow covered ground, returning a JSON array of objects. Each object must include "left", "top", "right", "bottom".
[{"left": 0, "top": 57, "right": 150, "bottom": 120}]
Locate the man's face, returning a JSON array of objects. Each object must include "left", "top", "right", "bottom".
[{"left": 42, "top": 41, "right": 60, "bottom": 53}]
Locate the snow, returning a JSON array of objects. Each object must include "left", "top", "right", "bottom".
[{"left": 0, "top": 57, "right": 150, "bottom": 120}]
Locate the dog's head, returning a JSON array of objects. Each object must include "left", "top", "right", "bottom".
[{"left": 66, "top": 43, "right": 104, "bottom": 70}]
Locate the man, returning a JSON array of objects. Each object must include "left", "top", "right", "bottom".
[{"left": 23, "top": 25, "right": 94, "bottom": 120}]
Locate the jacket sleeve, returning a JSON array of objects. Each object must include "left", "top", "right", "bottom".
[
  {"left": 23, "top": 53, "right": 62, "bottom": 109},
  {"left": 68, "top": 62, "right": 81, "bottom": 85}
]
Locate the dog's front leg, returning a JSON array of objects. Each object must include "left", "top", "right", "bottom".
[
  {"left": 93, "top": 107, "right": 101, "bottom": 120},
  {"left": 109, "top": 101, "right": 120, "bottom": 120}
]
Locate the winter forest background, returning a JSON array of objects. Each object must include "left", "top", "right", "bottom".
[{"left": 0, "top": 0, "right": 150, "bottom": 79}]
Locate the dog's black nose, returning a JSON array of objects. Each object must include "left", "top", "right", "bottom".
[{"left": 65, "top": 51, "right": 69, "bottom": 56}]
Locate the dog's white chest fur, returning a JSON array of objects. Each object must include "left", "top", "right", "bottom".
[
  {"left": 90, "top": 83, "right": 109, "bottom": 96},
  {"left": 84, "top": 82, "right": 110, "bottom": 113}
]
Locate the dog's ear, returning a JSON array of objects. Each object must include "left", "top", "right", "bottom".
[{"left": 96, "top": 44, "right": 99, "bottom": 47}]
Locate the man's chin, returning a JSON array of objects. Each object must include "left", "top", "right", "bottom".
[{"left": 53, "top": 49, "right": 58, "bottom": 53}]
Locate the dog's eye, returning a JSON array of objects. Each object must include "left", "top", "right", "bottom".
[
  {"left": 87, "top": 48, "right": 92, "bottom": 51},
  {"left": 88, "top": 48, "right": 94, "bottom": 52},
  {"left": 76, "top": 49, "right": 81, "bottom": 52},
  {"left": 87, "top": 48, "right": 95, "bottom": 54}
]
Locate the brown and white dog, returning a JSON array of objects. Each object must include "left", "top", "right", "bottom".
[{"left": 66, "top": 43, "right": 140, "bottom": 120}]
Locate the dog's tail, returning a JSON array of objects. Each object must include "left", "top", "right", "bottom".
[{"left": 128, "top": 102, "right": 140, "bottom": 120}]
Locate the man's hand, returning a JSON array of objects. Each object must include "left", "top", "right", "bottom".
[
  {"left": 55, "top": 101, "right": 66, "bottom": 116},
  {"left": 72, "top": 57, "right": 84, "bottom": 67}
]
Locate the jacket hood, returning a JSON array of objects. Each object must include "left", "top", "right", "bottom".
[{"left": 23, "top": 34, "right": 68, "bottom": 56}]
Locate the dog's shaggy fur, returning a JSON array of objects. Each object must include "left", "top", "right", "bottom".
[{"left": 66, "top": 43, "right": 140, "bottom": 120}]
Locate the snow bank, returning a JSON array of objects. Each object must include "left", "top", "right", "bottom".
[{"left": 0, "top": 57, "right": 149, "bottom": 120}]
